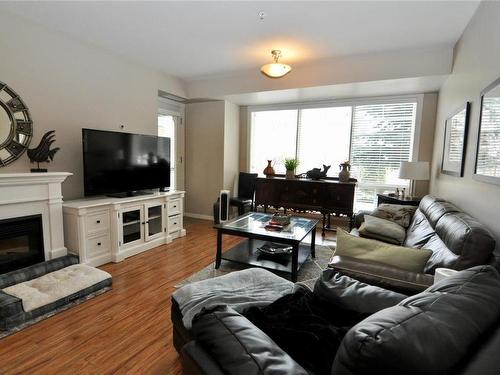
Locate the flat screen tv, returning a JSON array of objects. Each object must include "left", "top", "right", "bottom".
[{"left": 82, "top": 128, "right": 170, "bottom": 197}]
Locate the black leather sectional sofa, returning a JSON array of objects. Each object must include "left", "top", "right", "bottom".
[
  {"left": 172, "top": 195, "right": 500, "bottom": 374},
  {"left": 175, "top": 266, "right": 500, "bottom": 375},
  {"left": 332, "top": 195, "right": 497, "bottom": 294}
]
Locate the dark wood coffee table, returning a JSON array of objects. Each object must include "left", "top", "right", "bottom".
[{"left": 214, "top": 212, "right": 318, "bottom": 282}]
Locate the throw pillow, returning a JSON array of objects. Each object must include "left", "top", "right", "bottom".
[
  {"left": 372, "top": 203, "right": 417, "bottom": 228},
  {"left": 335, "top": 229, "right": 432, "bottom": 273},
  {"left": 358, "top": 215, "right": 406, "bottom": 245}
]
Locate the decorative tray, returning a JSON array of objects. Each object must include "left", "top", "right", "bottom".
[{"left": 257, "top": 242, "right": 293, "bottom": 256}]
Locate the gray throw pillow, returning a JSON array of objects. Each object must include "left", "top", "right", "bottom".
[
  {"left": 359, "top": 215, "right": 406, "bottom": 245},
  {"left": 372, "top": 203, "right": 417, "bottom": 228},
  {"left": 314, "top": 269, "right": 408, "bottom": 314}
]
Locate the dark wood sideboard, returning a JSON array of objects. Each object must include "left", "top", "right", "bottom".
[
  {"left": 254, "top": 177, "right": 356, "bottom": 235},
  {"left": 376, "top": 193, "right": 421, "bottom": 207}
]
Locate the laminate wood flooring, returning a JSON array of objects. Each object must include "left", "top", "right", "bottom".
[{"left": 0, "top": 217, "right": 335, "bottom": 375}]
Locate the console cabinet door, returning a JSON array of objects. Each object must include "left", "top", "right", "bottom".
[
  {"left": 120, "top": 206, "right": 144, "bottom": 248},
  {"left": 144, "top": 203, "right": 164, "bottom": 242}
]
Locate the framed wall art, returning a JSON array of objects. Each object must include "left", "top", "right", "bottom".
[
  {"left": 441, "top": 102, "right": 470, "bottom": 177},
  {"left": 474, "top": 77, "right": 500, "bottom": 185}
]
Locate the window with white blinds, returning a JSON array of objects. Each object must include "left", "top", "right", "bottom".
[
  {"left": 476, "top": 97, "right": 500, "bottom": 177},
  {"left": 448, "top": 108, "right": 467, "bottom": 162},
  {"left": 249, "top": 98, "right": 419, "bottom": 210},
  {"left": 350, "top": 102, "right": 417, "bottom": 209}
]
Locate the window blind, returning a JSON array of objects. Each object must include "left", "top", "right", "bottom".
[
  {"left": 448, "top": 109, "right": 467, "bottom": 162},
  {"left": 350, "top": 102, "right": 417, "bottom": 206},
  {"left": 476, "top": 97, "right": 500, "bottom": 177}
]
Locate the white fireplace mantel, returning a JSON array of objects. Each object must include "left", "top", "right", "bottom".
[{"left": 0, "top": 172, "right": 72, "bottom": 260}]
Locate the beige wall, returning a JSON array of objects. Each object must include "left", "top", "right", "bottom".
[
  {"left": 239, "top": 106, "right": 249, "bottom": 172},
  {"left": 430, "top": 2, "right": 500, "bottom": 250},
  {"left": 184, "top": 100, "right": 240, "bottom": 218},
  {"left": 185, "top": 101, "right": 225, "bottom": 217},
  {"left": 0, "top": 11, "right": 186, "bottom": 199},
  {"left": 223, "top": 101, "right": 240, "bottom": 191},
  {"left": 415, "top": 93, "right": 438, "bottom": 197}
]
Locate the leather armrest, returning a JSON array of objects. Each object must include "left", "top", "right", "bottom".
[
  {"left": 353, "top": 210, "right": 372, "bottom": 228},
  {"left": 328, "top": 255, "right": 434, "bottom": 295},
  {"left": 181, "top": 341, "right": 225, "bottom": 375},
  {"left": 192, "top": 305, "right": 308, "bottom": 375}
]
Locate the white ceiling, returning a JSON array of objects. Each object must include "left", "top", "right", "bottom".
[{"left": 0, "top": 1, "right": 479, "bottom": 81}]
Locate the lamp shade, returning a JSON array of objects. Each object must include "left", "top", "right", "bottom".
[
  {"left": 260, "top": 50, "right": 292, "bottom": 78},
  {"left": 399, "top": 161, "right": 430, "bottom": 180},
  {"left": 260, "top": 63, "right": 292, "bottom": 78}
]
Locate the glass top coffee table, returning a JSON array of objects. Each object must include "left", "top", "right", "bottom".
[{"left": 213, "top": 212, "right": 318, "bottom": 282}]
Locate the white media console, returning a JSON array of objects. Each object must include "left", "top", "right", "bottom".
[{"left": 63, "top": 191, "right": 186, "bottom": 267}]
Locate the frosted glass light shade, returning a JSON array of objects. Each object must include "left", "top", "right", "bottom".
[
  {"left": 260, "top": 63, "right": 292, "bottom": 78},
  {"left": 399, "top": 161, "right": 430, "bottom": 180}
]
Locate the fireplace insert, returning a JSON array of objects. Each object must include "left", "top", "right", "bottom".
[{"left": 0, "top": 214, "right": 44, "bottom": 274}]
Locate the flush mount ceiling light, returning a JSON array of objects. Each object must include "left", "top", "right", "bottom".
[{"left": 260, "top": 50, "right": 292, "bottom": 78}]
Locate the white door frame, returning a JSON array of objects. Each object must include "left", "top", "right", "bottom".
[{"left": 158, "top": 98, "right": 185, "bottom": 191}]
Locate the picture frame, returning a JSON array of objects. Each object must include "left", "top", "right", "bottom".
[
  {"left": 441, "top": 102, "right": 470, "bottom": 177},
  {"left": 474, "top": 77, "right": 500, "bottom": 185}
]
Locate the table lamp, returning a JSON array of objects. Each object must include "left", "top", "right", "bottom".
[{"left": 398, "top": 161, "right": 430, "bottom": 198}]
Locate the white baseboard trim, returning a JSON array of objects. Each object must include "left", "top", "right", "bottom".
[{"left": 185, "top": 212, "right": 214, "bottom": 221}]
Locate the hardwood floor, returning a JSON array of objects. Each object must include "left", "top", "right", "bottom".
[{"left": 0, "top": 218, "right": 243, "bottom": 375}]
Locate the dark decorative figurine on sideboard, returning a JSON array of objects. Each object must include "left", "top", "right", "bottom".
[
  {"left": 305, "top": 164, "right": 330, "bottom": 180},
  {"left": 28, "top": 130, "right": 60, "bottom": 172}
]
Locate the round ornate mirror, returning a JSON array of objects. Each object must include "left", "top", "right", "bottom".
[{"left": 0, "top": 81, "right": 33, "bottom": 167}]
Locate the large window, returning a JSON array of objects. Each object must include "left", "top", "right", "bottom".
[
  {"left": 298, "top": 107, "right": 352, "bottom": 174},
  {"left": 249, "top": 98, "right": 418, "bottom": 209},
  {"left": 249, "top": 106, "right": 352, "bottom": 175},
  {"left": 351, "top": 102, "right": 417, "bottom": 209},
  {"left": 250, "top": 110, "right": 298, "bottom": 174}
]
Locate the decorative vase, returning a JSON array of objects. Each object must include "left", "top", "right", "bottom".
[
  {"left": 285, "top": 170, "right": 295, "bottom": 179},
  {"left": 339, "top": 162, "right": 351, "bottom": 182},
  {"left": 263, "top": 160, "right": 275, "bottom": 177}
]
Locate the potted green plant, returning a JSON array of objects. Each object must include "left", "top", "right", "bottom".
[{"left": 284, "top": 158, "right": 299, "bottom": 179}]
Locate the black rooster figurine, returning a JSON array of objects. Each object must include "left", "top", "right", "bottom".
[{"left": 28, "top": 130, "right": 60, "bottom": 172}]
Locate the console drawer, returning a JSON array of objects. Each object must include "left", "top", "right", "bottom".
[
  {"left": 169, "top": 215, "right": 181, "bottom": 233},
  {"left": 168, "top": 199, "right": 181, "bottom": 216},
  {"left": 86, "top": 234, "right": 111, "bottom": 257},
  {"left": 85, "top": 210, "right": 110, "bottom": 236}
]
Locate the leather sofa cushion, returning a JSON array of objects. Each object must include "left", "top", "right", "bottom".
[
  {"left": 181, "top": 341, "right": 225, "bottom": 375},
  {"left": 403, "top": 209, "right": 435, "bottom": 248},
  {"left": 331, "top": 266, "right": 500, "bottom": 375},
  {"left": 435, "top": 212, "right": 496, "bottom": 270},
  {"left": 192, "top": 305, "right": 308, "bottom": 375},
  {"left": 417, "top": 194, "right": 444, "bottom": 216},
  {"left": 422, "top": 200, "right": 460, "bottom": 228},
  {"left": 314, "top": 268, "right": 407, "bottom": 314},
  {"left": 329, "top": 255, "right": 434, "bottom": 295},
  {"left": 422, "top": 234, "right": 459, "bottom": 273},
  {"left": 459, "top": 324, "right": 500, "bottom": 375}
]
